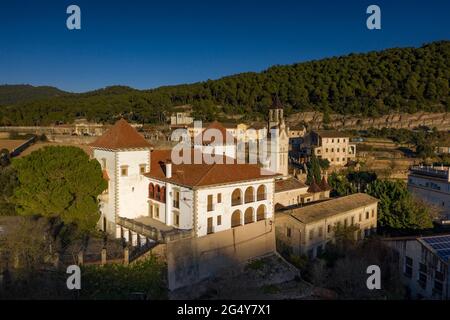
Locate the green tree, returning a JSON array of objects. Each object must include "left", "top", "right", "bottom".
[
  {"left": 0, "top": 148, "right": 10, "bottom": 167},
  {"left": 318, "top": 158, "right": 330, "bottom": 171},
  {"left": 12, "top": 146, "right": 107, "bottom": 233},
  {"left": 328, "top": 172, "right": 357, "bottom": 196},
  {"left": 367, "top": 180, "right": 433, "bottom": 230},
  {"left": 80, "top": 257, "right": 167, "bottom": 299},
  {"left": 0, "top": 166, "right": 18, "bottom": 215}
]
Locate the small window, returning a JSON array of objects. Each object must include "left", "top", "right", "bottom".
[
  {"left": 154, "top": 204, "right": 159, "bottom": 218},
  {"left": 139, "top": 164, "right": 146, "bottom": 174},
  {"left": 366, "top": 211, "right": 369, "bottom": 219},
  {"left": 121, "top": 166, "right": 128, "bottom": 176},
  {"left": 173, "top": 189, "right": 180, "bottom": 209},
  {"left": 309, "top": 229, "right": 314, "bottom": 240},
  {"left": 351, "top": 216, "right": 355, "bottom": 225},
  {"left": 174, "top": 212, "right": 180, "bottom": 226},
  {"left": 359, "top": 213, "right": 362, "bottom": 222},
  {"left": 287, "top": 227, "right": 292, "bottom": 238},
  {"left": 207, "top": 195, "right": 213, "bottom": 212},
  {"left": 371, "top": 209, "right": 375, "bottom": 218},
  {"left": 327, "top": 224, "right": 331, "bottom": 233},
  {"left": 318, "top": 226, "right": 323, "bottom": 237},
  {"left": 217, "top": 193, "right": 222, "bottom": 203},
  {"left": 217, "top": 215, "right": 222, "bottom": 226}
]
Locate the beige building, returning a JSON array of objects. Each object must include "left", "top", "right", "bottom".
[
  {"left": 274, "top": 176, "right": 331, "bottom": 208},
  {"left": 288, "top": 124, "right": 306, "bottom": 138},
  {"left": 298, "top": 130, "right": 356, "bottom": 166},
  {"left": 170, "top": 111, "right": 194, "bottom": 126},
  {"left": 275, "top": 193, "right": 378, "bottom": 259}
]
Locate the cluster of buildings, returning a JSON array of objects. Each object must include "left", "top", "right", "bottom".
[{"left": 88, "top": 98, "right": 379, "bottom": 290}]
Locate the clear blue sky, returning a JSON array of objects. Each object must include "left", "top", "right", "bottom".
[{"left": 1, "top": 0, "right": 449, "bottom": 92}]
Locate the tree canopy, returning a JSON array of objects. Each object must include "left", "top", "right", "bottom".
[
  {"left": 0, "top": 166, "right": 18, "bottom": 216},
  {"left": 306, "top": 153, "right": 322, "bottom": 184},
  {"left": 366, "top": 180, "right": 433, "bottom": 230},
  {"left": 1, "top": 41, "right": 449, "bottom": 126},
  {"left": 12, "top": 146, "right": 107, "bottom": 233}
]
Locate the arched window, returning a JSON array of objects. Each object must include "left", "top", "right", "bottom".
[
  {"left": 257, "top": 185, "right": 266, "bottom": 201},
  {"left": 149, "top": 183, "right": 154, "bottom": 198},
  {"left": 231, "top": 188, "right": 242, "bottom": 206},
  {"left": 231, "top": 210, "right": 242, "bottom": 228},
  {"left": 155, "top": 185, "right": 160, "bottom": 200},
  {"left": 160, "top": 186, "right": 166, "bottom": 202},
  {"left": 244, "top": 207, "right": 254, "bottom": 224},
  {"left": 257, "top": 204, "right": 266, "bottom": 221},
  {"left": 244, "top": 186, "right": 255, "bottom": 203}
]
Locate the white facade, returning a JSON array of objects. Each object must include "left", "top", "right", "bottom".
[
  {"left": 195, "top": 179, "right": 274, "bottom": 237},
  {"left": 93, "top": 146, "right": 276, "bottom": 239},
  {"left": 93, "top": 148, "right": 150, "bottom": 233}
]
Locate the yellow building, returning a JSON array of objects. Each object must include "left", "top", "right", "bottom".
[{"left": 275, "top": 193, "right": 378, "bottom": 259}]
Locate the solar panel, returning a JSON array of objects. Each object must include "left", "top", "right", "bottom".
[
  {"left": 422, "top": 236, "right": 450, "bottom": 260},
  {"left": 423, "top": 236, "right": 450, "bottom": 246}
]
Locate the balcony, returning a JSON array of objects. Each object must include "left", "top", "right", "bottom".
[
  {"left": 257, "top": 193, "right": 267, "bottom": 201},
  {"left": 232, "top": 197, "right": 243, "bottom": 207}
]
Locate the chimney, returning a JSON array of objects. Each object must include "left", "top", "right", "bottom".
[{"left": 165, "top": 160, "right": 172, "bottom": 178}]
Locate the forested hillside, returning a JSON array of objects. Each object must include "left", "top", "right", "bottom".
[
  {"left": 1, "top": 41, "right": 449, "bottom": 126},
  {"left": 0, "top": 85, "right": 68, "bottom": 105}
]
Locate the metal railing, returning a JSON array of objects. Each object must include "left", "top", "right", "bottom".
[{"left": 116, "top": 216, "right": 193, "bottom": 243}]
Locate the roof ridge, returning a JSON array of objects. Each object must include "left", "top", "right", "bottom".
[{"left": 195, "top": 161, "right": 219, "bottom": 186}]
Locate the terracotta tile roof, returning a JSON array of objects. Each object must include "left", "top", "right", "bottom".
[
  {"left": 275, "top": 177, "right": 308, "bottom": 193},
  {"left": 319, "top": 176, "right": 331, "bottom": 191},
  {"left": 90, "top": 119, "right": 153, "bottom": 150},
  {"left": 145, "top": 149, "right": 280, "bottom": 188},
  {"left": 313, "top": 130, "right": 349, "bottom": 138},
  {"left": 270, "top": 96, "right": 283, "bottom": 109},
  {"left": 194, "top": 121, "right": 236, "bottom": 145},
  {"left": 288, "top": 193, "right": 379, "bottom": 224},
  {"left": 307, "top": 179, "right": 322, "bottom": 193}
]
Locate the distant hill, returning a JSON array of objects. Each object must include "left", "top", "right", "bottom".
[
  {"left": 0, "top": 40, "right": 449, "bottom": 126},
  {"left": 0, "top": 84, "right": 69, "bottom": 105}
]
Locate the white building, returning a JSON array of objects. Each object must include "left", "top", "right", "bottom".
[
  {"left": 170, "top": 111, "right": 193, "bottom": 126},
  {"left": 90, "top": 119, "right": 280, "bottom": 239},
  {"left": 408, "top": 165, "right": 450, "bottom": 222},
  {"left": 385, "top": 234, "right": 450, "bottom": 300}
]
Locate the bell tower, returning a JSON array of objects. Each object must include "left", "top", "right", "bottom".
[
  {"left": 268, "top": 96, "right": 289, "bottom": 177},
  {"left": 269, "top": 96, "right": 284, "bottom": 128}
]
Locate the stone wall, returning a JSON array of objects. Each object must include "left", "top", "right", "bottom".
[
  {"left": 162, "top": 219, "right": 276, "bottom": 290},
  {"left": 288, "top": 111, "right": 450, "bottom": 131}
]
